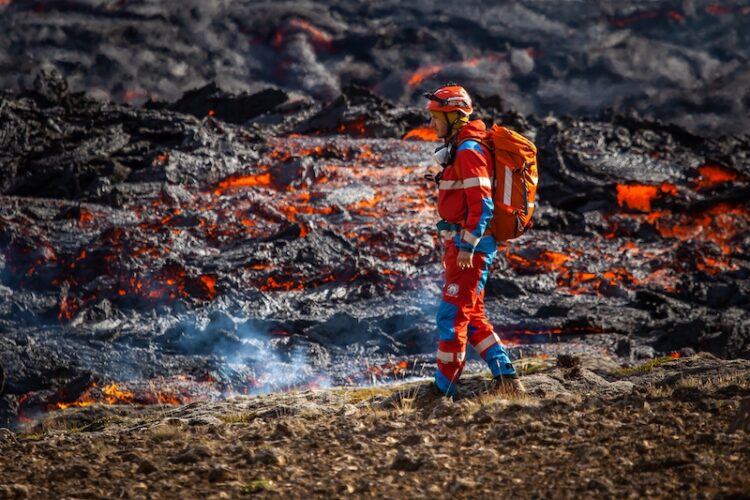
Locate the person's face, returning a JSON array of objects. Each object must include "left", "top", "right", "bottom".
[{"left": 429, "top": 113, "right": 449, "bottom": 139}]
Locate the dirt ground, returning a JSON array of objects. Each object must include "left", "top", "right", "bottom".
[{"left": 1, "top": 354, "right": 749, "bottom": 499}]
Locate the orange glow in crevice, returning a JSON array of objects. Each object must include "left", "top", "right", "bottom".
[
  {"left": 692, "top": 164, "right": 741, "bottom": 190},
  {"left": 199, "top": 275, "right": 217, "bottom": 300},
  {"left": 213, "top": 172, "right": 272, "bottom": 195},
  {"left": 505, "top": 249, "right": 570, "bottom": 273},
  {"left": 336, "top": 116, "right": 369, "bottom": 136},
  {"left": 616, "top": 182, "right": 677, "bottom": 211}
]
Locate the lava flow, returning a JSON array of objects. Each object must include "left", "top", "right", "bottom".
[{"left": 1, "top": 65, "right": 749, "bottom": 429}]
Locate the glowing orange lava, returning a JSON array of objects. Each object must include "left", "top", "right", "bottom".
[
  {"left": 407, "top": 64, "right": 444, "bottom": 86},
  {"left": 122, "top": 89, "right": 147, "bottom": 102},
  {"left": 505, "top": 249, "right": 570, "bottom": 273},
  {"left": 199, "top": 275, "right": 217, "bottom": 300},
  {"left": 693, "top": 164, "right": 740, "bottom": 190},
  {"left": 616, "top": 182, "right": 677, "bottom": 211},
  {"left": 58, "top": 297, "right": 79, "bottom": 322},
  {"left": 336, "top": 116, "right": 369, "bottom": 136},
  {"left": 214, "top": 172, "right": 272, "bottom": 194},
  {"left": 272, "top": 18, "right": 332, "bottom": 50},
  {"left": 78, "top": 211, "right": 94, "bottom": 226},
  {"left": 261, "top": 277, "right": 304, "bottom": 292},
  {"left": 403, "top": 126, "right": 439, "bottom": 141}
]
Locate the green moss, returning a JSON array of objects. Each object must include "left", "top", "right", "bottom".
[{"left": 615, "top": 356, "right": 676, "bottom": 376}]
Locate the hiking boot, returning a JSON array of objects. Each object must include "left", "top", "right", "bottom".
[{"left": 491, "top": 376, "right": 526, "bottom": 396}]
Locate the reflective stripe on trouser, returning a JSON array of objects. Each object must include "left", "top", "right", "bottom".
[{"left": 434, "top": 237, "right": 516, "bottom": 396}]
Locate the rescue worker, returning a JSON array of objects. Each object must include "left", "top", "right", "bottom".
[{"left": 424, "top": 83, "right": 525, "bottom": 397}]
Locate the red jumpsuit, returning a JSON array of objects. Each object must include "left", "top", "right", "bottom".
[{"left": 434, "top": 120, "right": 517, "bottom": 396}]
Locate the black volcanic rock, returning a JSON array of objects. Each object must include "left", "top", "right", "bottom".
[
  {"left": 293, "top": 85, "right": 424, "bottom": 137},
  {"left": 169, "top": 83, "right": 289, "bottom": 124},
  {"left": 1, "top": 0, "right": 748, "bottom": 134}
]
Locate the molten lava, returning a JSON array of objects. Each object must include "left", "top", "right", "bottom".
[
  {"left": 616, "top": 182, "right": 677, "bottom": 211},
  {"left": 407, "top": 64, "right": 444, "bottom": 86},
  {"left": 199, "top": 275, "right": 217, "bottom": 300},
  {"left": 336, "top": 115, "right": 369, "bottom": 136},
  {"left": 403, "top": 126, "right": 439, "bottom": 141},
  {"left": 505, "top": 249, "right": 570, "bottom": 273},
  {"left": 214, "top": 172, "right": 272, "bottom": 194},
  {"left": 693, "top": 164, "right": 741, "bottom": 190},
  {"left": 272, "top": 17, "right": 332, "bottom": 51}
]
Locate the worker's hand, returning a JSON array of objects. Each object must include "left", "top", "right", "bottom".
[{"left": 457, "top": 250, "right": 474, "bottom": 269}]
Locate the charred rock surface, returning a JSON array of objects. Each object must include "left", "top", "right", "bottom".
[
  {"left": 1, "top": 67, "right": 749, "bottom": 428},
  {"left": 1, "top": 0, "right": 749, "bottom": 134}
]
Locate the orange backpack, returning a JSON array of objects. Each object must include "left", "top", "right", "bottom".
[{"left": 462, "top": 124, "right": 538, "bottom": 242}]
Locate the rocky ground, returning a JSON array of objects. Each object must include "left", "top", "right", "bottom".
[{"left": 1, "top": 353, "right": 748, "bottom": 498}]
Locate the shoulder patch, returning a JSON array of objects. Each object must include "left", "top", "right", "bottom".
[{"left": 457, "top": 140, "right": 485, "bottom": 155}]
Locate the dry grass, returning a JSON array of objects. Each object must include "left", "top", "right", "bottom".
[
  {"left": 464, "top": 389, "right": 539, "bottom": 413},
  {"left": 149, "top": 423, "right": 185, "bottom": 442},
  {"left": 390, "top": 382, "right": 425, "bottom": 414},
  {"left": 645, "top": 384, "right": 675, "bottom": 399},
  {"left": 676, "top": 372, "right": 750, "bottom": 390},
  {"left": 646, "top": 370, "right": 749, "bottom": 399},
  {"left": 219, "top": 412, "right": 256, "bottom": 424},
  {"left": 615, "top": 356, "right": 677, "bottom": 376},
  {"left": 335, "top": 386, "right": 396, "bottom": 404},
  {"left": 513, "top": 356, "right": 555, "bottom": 377}
]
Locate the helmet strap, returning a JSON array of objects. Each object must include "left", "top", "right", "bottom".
[{"left": 443, "top": 112, "right": 461, "bottom": 141}]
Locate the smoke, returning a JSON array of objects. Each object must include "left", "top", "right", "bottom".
[{"left": 161, "top": 309, "right": 333, "bottom": 395}]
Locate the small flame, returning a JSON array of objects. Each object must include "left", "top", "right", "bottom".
[{"left": 54, "top": 382, "right": 135, "bottom": 410}]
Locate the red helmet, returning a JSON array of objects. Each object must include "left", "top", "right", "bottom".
[{"left": 424, "top": 83, "right": 473, "bottom": 116}]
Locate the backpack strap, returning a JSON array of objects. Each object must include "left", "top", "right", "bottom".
[{"left": 455, "top": 136, "right": 493, "bottom": 179}]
